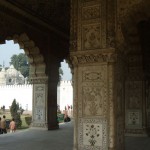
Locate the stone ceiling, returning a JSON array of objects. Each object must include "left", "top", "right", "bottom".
[{"left": 6, "top": 0, "right": 70, "bottom": 34}]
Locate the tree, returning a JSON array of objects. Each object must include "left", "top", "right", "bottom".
[
  {"left": 10, "top": 53, "right": 29, "bottom": 77},
  {"left": 10, "top": 99, "right": 22, "bottom": 128}
]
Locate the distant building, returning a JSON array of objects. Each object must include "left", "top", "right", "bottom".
[
  {"left": 0, "top": 65, "right": 25, "bottom": 85},
  {"left": 57, "top": 80, "right": 73, "bottom": 111}
]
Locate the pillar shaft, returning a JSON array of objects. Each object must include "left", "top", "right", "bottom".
[
  {"left": 31, "top": 77, "right": 48, "bottom": 128},
  {"left": 47, "top": 63, "right": 59, "bottom": 130}
]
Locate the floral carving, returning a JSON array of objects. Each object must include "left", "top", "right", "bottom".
[
  {"left": 83, "top": 25, "right": 101, "bottom": 50},
  {"left": 82, "top": 5, "right": 100, "bottom": 20},
  {"left": 83, "top": 87, "right": 103, "bottom": 116},
  {"left": 35, "top": 93, "right": 44, "bottom": 106}
]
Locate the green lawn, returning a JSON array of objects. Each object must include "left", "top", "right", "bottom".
[
  {"left": 0, "top": 112, "right": 32, "bottom": 130},
  {"left": 0, "top": 111, "right": 65, "bottom": 130}
]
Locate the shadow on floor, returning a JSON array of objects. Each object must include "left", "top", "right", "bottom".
[{"left": 125, "top": 136, "right": 150, "bottom": 150}]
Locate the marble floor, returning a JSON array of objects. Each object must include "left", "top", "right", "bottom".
[{"left": 0, "top": 121, "right": 150, "bottom": 150}]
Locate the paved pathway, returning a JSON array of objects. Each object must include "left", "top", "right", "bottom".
[
  {"left": 0, "top": 121, "right": 150, "bottom": 150},
  {"left": 0, "top": 122, "right": 73, "bottom": 150}
]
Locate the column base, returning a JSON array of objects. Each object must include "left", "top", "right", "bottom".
[{"left": 48, "top": 124, "right": 59, "bottom": 130}]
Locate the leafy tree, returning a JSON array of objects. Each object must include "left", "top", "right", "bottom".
[
  {"left": 10, "top": 99, "right": 22, "bottom": 128},
  {"left": 10, "top": 53, "right": 29, "bottom": 77}
]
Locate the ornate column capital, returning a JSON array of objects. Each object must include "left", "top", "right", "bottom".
[
  {"left": 70, "top": 48, "right": 117, "bottom": 66},
  {"left": 30, "top": 76, "right": 48, "bottom": 84}
]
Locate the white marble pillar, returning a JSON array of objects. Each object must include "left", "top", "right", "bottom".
[{"left": 31, "top": 76, "right": 48, "bottom": 128}]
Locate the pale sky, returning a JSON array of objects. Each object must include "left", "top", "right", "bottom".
[{"left": 0, "top": 40, "right": 72, "bottom": 80}]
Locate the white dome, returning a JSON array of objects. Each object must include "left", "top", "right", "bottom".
[
  {"left": 0, "top": 65, "right": 25, "bottom": 85},
  {"left": 6, "top": 65, "right": 18, "bottom": 77}
]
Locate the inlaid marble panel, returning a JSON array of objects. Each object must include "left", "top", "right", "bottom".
[
  {"left": 78, "top": 118, "right": 108, "bottom": 150},
  {"left": 126, "top": 110, "right": 142, "bottom": 127},
  {"left": 35, "top": 108, "right": 44, "bottom": 121}
]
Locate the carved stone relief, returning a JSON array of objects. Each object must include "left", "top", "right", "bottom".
[
  {"left": 35, "top": 93, "right": 44, "bottom": 106},
  {"left": 78, "top": 65, "right": 107, "bottom": 117},
  {"left": 81, "top": 0, "right": 106, "bottom": 49},
  {"left": 82, "top": 5, "right": 100, "bottom": 20},
  {"left": 32, "top": 83, "right": 47, "bottom": 127},
  {"left": 83, "top": 71, "right": 102, "bottom": 82},
  {"left": 83, "top": 86, "right": 103, "bottom": 116},
  {"left": 35, "top": 85, "right": 45, "bottom": 106},
  {"left": 70, "top": 50, "right": 116, "bottom": 66},
  {"left": 78, "top": 118, "right": 108, "bottom": 150},
  {"left": 82, "top": 24, "right": 101, "bottom": 50}
]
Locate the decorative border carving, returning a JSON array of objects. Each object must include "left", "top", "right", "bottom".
[
  {"left": 70, "top": 52, "right": 116, "bottom": 65},
  {"left": 78, "top": 118, "right": 108, "bottom": 150},
  {"left": 83, "top": 71, "right": 102, "bottom": 82},
  {"left": 30, "top": 76, "right": 48, "bottom": 84}
]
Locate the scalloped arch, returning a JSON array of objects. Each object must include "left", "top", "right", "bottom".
[{"left": 4, "top": 33, "right": 46, "bottom": 78}]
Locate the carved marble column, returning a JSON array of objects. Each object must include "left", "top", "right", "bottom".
[
  {"left": 70, "top": 50, "right": 117, "bottom": 150},
  {"left": 47, "top": 62, "right": 59, "bottom": 130},
  {"left": 31, "top": 76, "right": 48, "bottom": 128},
  {"left": 70, "top": 0, "right": 122, "bottom": 149}
]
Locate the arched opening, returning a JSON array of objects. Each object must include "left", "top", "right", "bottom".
[
  {"left": 0, "top": 40, "right": 32, "bottom": 114},
  {"left": 0, "top": 33, "right": 48, "bottom": 129},
  {"left": 57, "top": 59, "right": 73, "bottom": 123}
]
